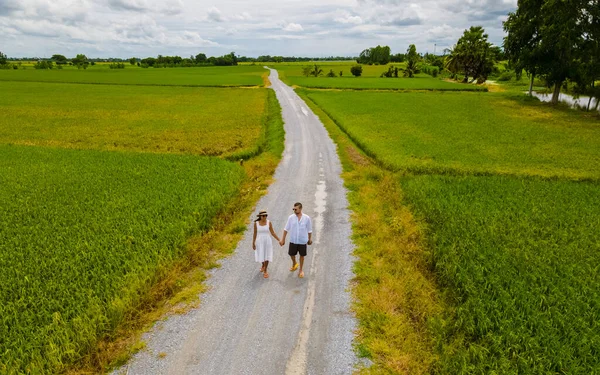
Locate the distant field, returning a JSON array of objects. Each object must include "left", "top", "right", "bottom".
[
  {"left": 401, "top": 175, "right": 600, "bottom": 373},
  {"left": 0, "top": 81, "right": 267, "bottom": 157},
  {"left": 304, "top": 90, "right": 600, "bottom": 179},
  {"left": 0, "top": 145, "right": 245, "bottom": 374},
  {"left": 0, "top": 65, "right": 265, "bottom": 86},
  {"left": 270, "top": 63, "right": 482, "bottom": 90},
  {"left": 287, "top": 76, "right": 485, "bottom": 90}
]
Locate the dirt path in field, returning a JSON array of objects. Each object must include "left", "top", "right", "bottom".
[{"left": 112, "top": 68, "right": 357, "bottom": 375}]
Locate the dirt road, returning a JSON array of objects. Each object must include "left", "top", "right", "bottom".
[{"left": 114, "top": 68, "right": 357, "bottom": 375}]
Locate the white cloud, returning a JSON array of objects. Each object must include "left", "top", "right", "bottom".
[
  {"left": 232, "top": 11, "right": 251, "bottom": 21},
  {"left": 334, "top": 12, "right": 363, "bottom": 25},
  {"left": 107, "top": 0, "right": 149, "bottom": 12},
  {"left": 206, "top": 6, "right": 223, "bottom": 22},
  {"left": 0, "top": 0, "right": 517, "bottom": 58},
  {"left": 282, "top": 22, "right": 303, "bottom": 32}
]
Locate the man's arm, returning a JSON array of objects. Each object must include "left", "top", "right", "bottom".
[
  {"left": 280, "top": 230, "right": 287, "bottom": 246},
  {"left": 307, "top": 216, "right": 313, "bottom": 245}
]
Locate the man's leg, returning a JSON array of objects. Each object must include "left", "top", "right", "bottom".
[
  {"left": 290, "top": 255, "right": 298, "bottom": 271},
  {"left": 298, "top": 256, "right": 305, "bottom": 278}
]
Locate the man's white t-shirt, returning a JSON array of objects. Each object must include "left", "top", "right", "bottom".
[{"left": 284, "top": 213, "right": 313, "bottom": 245}]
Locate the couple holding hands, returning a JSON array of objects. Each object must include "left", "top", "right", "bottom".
[{"left": 252, "top": 202, "right": 313, "bottom": 279}]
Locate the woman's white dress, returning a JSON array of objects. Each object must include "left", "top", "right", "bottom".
[{"left": 255, "top": 220, "right": 273, "bottom": 262}]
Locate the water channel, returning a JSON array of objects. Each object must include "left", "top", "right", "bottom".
[{"left": 531, "top": 91, "right": 600, "bottom": 113}]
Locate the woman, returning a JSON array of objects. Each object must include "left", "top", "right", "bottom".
[{"left": 253, "top": 209, "right": 280, "bottom": 279}]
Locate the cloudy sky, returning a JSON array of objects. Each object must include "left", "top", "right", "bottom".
[{"left": 0, "top": 0, "right": 517, "bottom": 58}]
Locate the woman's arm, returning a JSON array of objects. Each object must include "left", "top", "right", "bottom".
[
  {"left": 252, "top": 222, "right": 257, "bottom": 250},
  {"left": 269, "top": 221, "right": 280, "bottom": 242}
]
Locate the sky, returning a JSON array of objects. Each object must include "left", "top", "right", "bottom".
[{"left": 0, "top": 0, "right": 518, "bottom": 58}]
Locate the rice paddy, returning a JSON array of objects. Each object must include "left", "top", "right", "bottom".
[
  {"left": 0, "top": 81, "right": 267, "bottom": 157},
  {"left": 303, "top": 86, "right": 600, "bottom": 373},
  {"left": 0, "top": 65, "right": 265, "bottom": 87},
  {"left": 0, "top": 66, "right": 281, "bottom": 373}
]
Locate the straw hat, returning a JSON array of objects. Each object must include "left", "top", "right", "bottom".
[{"left": 256, "top": 209, "right": 268, "bottom": 217}]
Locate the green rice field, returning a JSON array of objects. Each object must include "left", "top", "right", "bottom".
[
  {"left": 0, "top": 145, "right": 244, "bottom": 374},
  {"left": 401, "top": 175, "right": 600, "bottom": 374},
  {"left": 0, "top": 65, "right": 265, "bottom": 86},
  {"left": 304, "top": 90, "right": 600, "bottom": 179},
  {"left": 304, "top": 87, "right": 600, "bottom": 373},
  {"left": 0, "top": 81, "right": 267, "bottom": 157},
  {"left": 0, "top": 66, "right": 280, "bottom": 373}
]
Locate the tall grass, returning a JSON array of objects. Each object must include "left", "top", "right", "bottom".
[{"left": 0, "top": 145, "right": 245, "bottom": 374}]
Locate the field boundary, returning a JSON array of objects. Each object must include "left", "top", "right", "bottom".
[
  {"left": 0, "top": 79, "right": 263, "bottom": 88},
  {"left": 295, "top": 85, "right": 488, "bottom": 92}
]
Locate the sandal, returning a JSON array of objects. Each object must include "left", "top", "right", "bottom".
[
  {"left": 263, "top": 272, "right": 269, "bottom": 278},
  {"left": 290, "top": 263, "right": 299, "bottom": 272},
  {"left": 298, "top": 271, "right": 304, "bottom": 278},
  {"left": 260, "top": 266, "right": 265, "bottom": 273}
]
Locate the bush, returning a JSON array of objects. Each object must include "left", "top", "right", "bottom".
[
  {"left": 109, "top": 63, "right": 125, "bottom": 69},
  {"left": 497, "top": 71, "right": 514, "bottom": 81},
  {"left": 326, "top": 69, "right": 336, "bottom": 77},
  {"left": 33, "top": 60, "right": 54, "bottom": 70},
  {"left": 350, "top": 64, "right": 363, "bottom": 77}
]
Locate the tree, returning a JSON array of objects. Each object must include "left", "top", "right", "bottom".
[
  {"left": 446, "top": 26, "right": 495, "bottom": 83},
  {"left": 358, "top": 45, "right": 391, "bottom": 65},
  {"left": 51, "top": 54, "right": 68, "bottom": 65},
  {"left": 195, "top": 53, "right": 207, "bottom": 63},
  {"left": 326, "top": 69, "right": 336, "bottom": 77},
  {"left": 404, "top": 44, "right": 420, "bottom": 78},
  {"left": 504, "top": 0, "right": 587, "bottom": 104},
  {"left": 72, "top": 54, "right": 89, "bottom": 69},
  {"left": 129, "top": 57, "right": 137, "bottom": 65},
  {"left": 0, "top": 51, "right": 7, "bottom": 66},
  {"left": 350, "top": 64, "right": 363, "bottom": 77},
  {"left": 573, "top": 1, "right": 600, "bottom": 111},
  {"left": 309, "top": 64, "right": 323, "bottom": 77}
]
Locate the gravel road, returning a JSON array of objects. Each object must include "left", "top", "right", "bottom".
[{"left": 112, "top": 68, "right": 357, "bottom": 375}]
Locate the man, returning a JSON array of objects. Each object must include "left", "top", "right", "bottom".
[{"left": 280, "top": 202, "right": 312, "bottom": 278}]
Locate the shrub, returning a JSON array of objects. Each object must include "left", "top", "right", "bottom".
[
  {"left": 497, "top": 71, "right": 514, "bottom": 81},
  {"left": 350, "top": 64, "right": 363, "bottom": 77},
  {"left": 326, "top": 69, "right": 336, "bottom": 77},
  {"left": 34, "top": 60, "right": 54, "bottom": 70}
]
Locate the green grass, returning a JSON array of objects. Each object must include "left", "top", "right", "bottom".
[
  {"left": 0, "top": 145, "right": 245, "bottom": 374},
  {"left": 400, "top": 175, "right": 600, "bottom": 374},
  {"left": 304, "top": 90, "right": 600, "bottom": 179},
  {"left": 0, "top": 81, "right": 267, "bottom": 156},
  {"left": 0, "top": 65, "right": 265, "bottom": 86}
]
